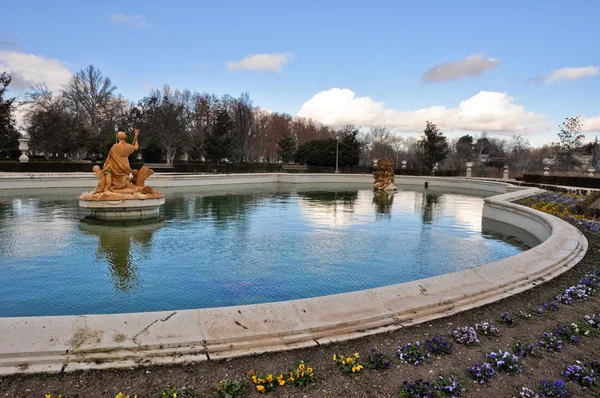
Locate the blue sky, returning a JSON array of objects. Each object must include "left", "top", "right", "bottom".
[{"left": 1, "top": 0, "right": 599, "bottom": 145}]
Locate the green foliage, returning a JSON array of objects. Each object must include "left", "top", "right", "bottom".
[
  {"left": 156, "top": 386, "right": 198, "bottom": 398},
  {"left": 455, "top": 135, "right": 474, "bottom": 161},
  {"left": 0, "top": 72, "right": 19, "bottom": 156},
  {"left": 277, "top": 132, "right": 296, "bottom": 163},
  {"left": 216, "top": 379, "right": 246, "bottom": 398},
  {"left": 417, "top": 121, "right": 449, "bottom": 174},
  {"left": 204, "top": 109, "right": 234, "bottom": 163},
  {"left": 287, "top": 361, "right": 316, "bottom": 388},
  {"left": 333, "top": 353, "right": 364, "bottom": 374},
  {"left": 294, "top": 129, "right": 360, "bottom": 167}
]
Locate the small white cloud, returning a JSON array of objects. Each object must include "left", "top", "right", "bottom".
[
  {"left": 421, "top": 54, "right": 500, "bottom": 82},
  {"left": 110, "top": 13, "right": 148, "bottom": 28},
  {"left": 227, "top": 52, "right": 293, "bottom": 72},
  {"left": 0, "top": 51, "right": 72, "bottom": 91},
  {"left": 538, "top": 66, "right": 599, "bottom": 84},
  {"left": 582, "top": 115, "right": 600, "bottom": 132},
  {"left": 297, "top": 88, "right": 546, "bottom": 134}
]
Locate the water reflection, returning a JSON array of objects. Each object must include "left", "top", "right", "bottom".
[
  {"left": 79, "top": 220, "right": 164, "bottom": 291},
  {"left": 417, "top": 192, "right": 442, "bottom": 224},
  {"left": 372, "top": 190, "right": 394, "bottom": 218}
]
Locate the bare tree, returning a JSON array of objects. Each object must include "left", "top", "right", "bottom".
[
  {"left": 142, "top": 86, "right": 192, "bottom": 165},
  {"left": 232, "top": 92, "right": 254, "bottom": 162},
  {"left": 63, "top": 65, "right": 117, "bottom": 135}
]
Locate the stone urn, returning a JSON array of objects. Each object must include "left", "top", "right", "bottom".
[
  {"left": 466, "top": 162, "right": 473, "bottom": 178},
  {"left": 18, "top": 138, "right": 29, "bottom": 163}
]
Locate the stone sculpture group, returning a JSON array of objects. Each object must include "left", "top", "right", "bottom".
[
  {"left": 79, "top": 129, "right": 164, "bottom": 201},
  {"left": 373, "top": 158, "right": 398, "bottom": 191}
]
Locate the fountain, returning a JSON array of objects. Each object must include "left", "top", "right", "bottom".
[
  {"left": 78, "top": 129, "right": 165, "bottom": 220},
  {"left": 372, "top": 158, "right": 398, "bottom": 191}
]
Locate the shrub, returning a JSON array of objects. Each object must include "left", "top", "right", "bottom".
[
  {"left": 398, "top": 380, "right": 433, "bottom": 398},
  {"left": 516, "top": 386, "right": 539, "bottom": 397},
  {"left": 432, "top": 376, "right": 464, "bottom": 397},
  {"left": 396, "top": 341, "right": 430, "bottom": 366},
  {"left": 249, "top": 372, "right": 279, "bottom": 393},
  {"left": 500, "top": 312, "right": 516, "bottom": 326},
  {"left": 451, "top": 326, "right": 479, "bottom": 346},
  {"left": 538, "top": 332, "right": 562, "bottom": 352},
  {"left": 287, "top": 361, "right": 315, "bottom": 387},
  {"left": 468, "top": 362, "right": 495, "bottom": 383},
  {"left": 513, "top": 342, "right": 535, "bottom": 357},
  {"left": 157, "top": 387, "right": 198, "bottom": 398},
  {"left": 554, "top": 324, "right": 582, "bottom": 345},
  {"left": 333, "top": 353, "right": 364, "bottom": 374},
  {"left": 474, "top": 322, "right": 501, "bottom": 337},
  {"left": 485, "top": 350, "right": 521, "bottom": 374},
  {"left": 564, "top": 361, "right": 596, "bottom": 386},
  {"left": 216, "top": 380, "right": 245, "bottom": 398},
  {"left": 425, "top": 336, "right": 453, "bottom": 356},
  {"left": 366, "top": 348, "right": 391, "bottom": 370},
  {"left": 539, "top": 380, "right": 569, "bottom": 398},
  {"left": 556, "top": 284, "right": 594, "bottom": 304}
]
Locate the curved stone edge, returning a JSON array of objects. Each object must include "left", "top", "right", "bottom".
[{"left": 0, "top": 185, "right": 587, "bottom": 376}]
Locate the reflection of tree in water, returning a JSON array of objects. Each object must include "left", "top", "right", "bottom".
[
  {"left": 418, "top": 192, "right": 441, "bottom": 224},
  {"left": 372, "top": 190, "right": 394, "bottom": 219},
  {"left": 163, "top": 194, "right": 262, "bottom": 228},
  {"left": 79, "top": 221, "right": 163, "bottom": 291},
  {"left": 297, "top": 190, "right": 358, "bottom": 207}
]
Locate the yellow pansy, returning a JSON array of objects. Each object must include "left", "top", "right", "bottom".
[
  {"left": 256, "top": 385, "right": 265, "bottom": 392},
  {"left": 354, "top": 353, "right": 359, "bottom": 358},
  {"left": 252, "top": 375, "right": 257, "bottom": 383},
  {"left": 298, "top": 363, "right": 305, "bottom": 370},
  {"left": 267, "top": 374, "right": 273, "bottom": 383},
  {"left": 345, "top": 357, "right": 352, "bottom": 364},
  {"left": 278, "top": 379, "right": 285, "bottom": 386},
  {"left": 333, "top": 354, "right": 337, "bottom": 362}
]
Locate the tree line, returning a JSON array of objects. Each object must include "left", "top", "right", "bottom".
[{"left": 1, "top": 65, "right": 596, "bottom": 173}]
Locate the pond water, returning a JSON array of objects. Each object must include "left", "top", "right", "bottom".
[{"left": 0, "top": 184, "right": 538, "bottom": 317}]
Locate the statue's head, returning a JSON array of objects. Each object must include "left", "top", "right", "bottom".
[
  {"left": 117, "top": 131, "right": 127, "bottom": 141},
  {"left": 92, "top": 165, "right": 100, "bottom": 172}
]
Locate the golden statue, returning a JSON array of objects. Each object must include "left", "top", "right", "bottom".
[
  {"left": 79, "top": 129, "right": 164, "bottom": 201},
  {"left": 373, "top": 158, "right": 398, "bottom": 191}
]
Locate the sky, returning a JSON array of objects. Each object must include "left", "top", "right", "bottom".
[{"left": 1, "top": 0, "right": 599, "bottom": 146}]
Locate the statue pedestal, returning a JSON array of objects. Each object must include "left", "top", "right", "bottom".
[
  {"left": 380, "top": 183, "right": 399, "bottom": 191},
  {"left": 78, "top": 196, "right": 165, "bottom": 221}
]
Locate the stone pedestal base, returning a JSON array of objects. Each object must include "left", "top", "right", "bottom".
[
  {"left": 79, "top": 197, "right": 165, "bottom": 220},
  {"left": 374, "top": 183, "right": 398, "bottom": 191}
]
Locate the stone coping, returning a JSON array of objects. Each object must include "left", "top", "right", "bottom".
[{"left": 0, "top": 178, "right": 587, "bottom": 375}]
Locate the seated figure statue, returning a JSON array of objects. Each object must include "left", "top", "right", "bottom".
[{"left": 80, "top": 129, "right": 162, "bottom": 201}]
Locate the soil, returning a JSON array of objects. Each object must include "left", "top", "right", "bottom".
[{"left": 2, "top": 225, "right": 600, "bottom": 398}]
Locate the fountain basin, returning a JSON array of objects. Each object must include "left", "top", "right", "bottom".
[{"left": 79, "top": 197, "right": 165, "bottom": 220}]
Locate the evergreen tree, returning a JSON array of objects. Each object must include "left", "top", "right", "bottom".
[
  {"left": 0, "top": 72, "right": 19, "bottom": 157},
  {"left": 277, "top": 132, "right": 296, "bottom": 163},
  {"left": 418, "top": 121, "right": 449, "bottom": 174},
  {"left": 204, "top": 109, "right": 233, "bottom": 163}
]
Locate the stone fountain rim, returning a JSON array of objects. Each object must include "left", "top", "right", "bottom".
[{"left": 0, "top": 175, "right": 588, "bottom": 375}]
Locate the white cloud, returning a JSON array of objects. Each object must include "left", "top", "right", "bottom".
[
  {"left": 227, "top": 53, "right": 293, "bottom": 72},
  {"left": 110, "top": 13, "right": 148, "bottom": 28},
  {"left": 421, "top": 54, "right": 500, "bottom": 82},
  {"left": 296, "top": 88, "right": 546, "bottom": 135},
  {"left": 582, "top": 115, "right": 600, "bottom": 132},
  {"left": 538, "top": 66, "right": 599, "bottom": 84},
  {"left": 0, "top": 51, "right": 72, "bottom": 91}
]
